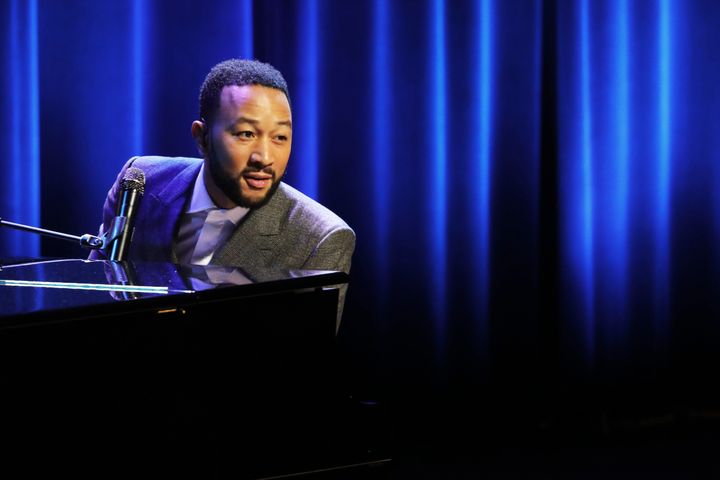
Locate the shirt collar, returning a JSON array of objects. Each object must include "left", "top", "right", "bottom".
[{"left": 187, "top": 162, "right": 249, "bottom": 224}]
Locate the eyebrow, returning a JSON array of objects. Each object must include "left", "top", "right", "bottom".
[{"left": 235, "top": 116, "right": 292, "bottom": 128}]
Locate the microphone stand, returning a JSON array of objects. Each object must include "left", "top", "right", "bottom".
[
  {"left": 0, "top": 216, "right": 171, "bottom": 298},
  {"left": 0, "top": 217, "right": 105, "bottom": 250}
]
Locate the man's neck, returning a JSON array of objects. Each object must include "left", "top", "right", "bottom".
[{"left": 202, "top": 161, "right": 237, "bottom": 209}]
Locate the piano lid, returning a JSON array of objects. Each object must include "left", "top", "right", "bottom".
[{"left": 0, "top": 257, "right": 347, "bottom": 319}]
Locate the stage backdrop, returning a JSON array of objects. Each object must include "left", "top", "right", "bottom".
[{"left": 3, "top": 0, "right": 720, "bottom": 428}]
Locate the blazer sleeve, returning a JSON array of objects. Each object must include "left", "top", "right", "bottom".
[
  {"left": 301, "top": 226, "right": 356, "bottom": 332},
  {"left": 301, "top": 226, "right": 356, "bottom": 274}
]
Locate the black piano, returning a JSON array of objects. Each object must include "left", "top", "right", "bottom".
[{"left": 0, "top": 258, "right": 389, "bottom": 478}]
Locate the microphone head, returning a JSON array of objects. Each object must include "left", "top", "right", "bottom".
[{"left": 121, "top": 167, "right": 145, "bottom": 194}]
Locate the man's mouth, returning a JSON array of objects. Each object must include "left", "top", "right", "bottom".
[{"left": 243, "top": 173, "right": 273, "bottom": 190}]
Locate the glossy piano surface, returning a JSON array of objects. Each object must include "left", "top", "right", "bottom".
[{"left": 0, "top": 257, "right": 347, "bottom": 323}]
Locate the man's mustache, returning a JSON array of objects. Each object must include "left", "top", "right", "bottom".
[{"left": 241, "top": 166, "right": 275, "bottom": 176}]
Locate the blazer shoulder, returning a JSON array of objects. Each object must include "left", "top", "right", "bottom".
[
  {"left": 129, "top": 156, "right": 202, "bottom": 181},
  {"left": 279, "top": 183, "right": 355, "bottom": 238}
]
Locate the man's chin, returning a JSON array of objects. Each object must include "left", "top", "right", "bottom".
[{"left": 229, "top": 183, "right": 280, "bottom": 208}]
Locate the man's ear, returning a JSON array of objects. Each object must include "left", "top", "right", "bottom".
[{"left": 191, "top": 120, "right": 209, "bottom": 156}]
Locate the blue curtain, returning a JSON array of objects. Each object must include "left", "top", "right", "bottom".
[
  {"left": 1, "top": 0, "right": 40, "bottom": 258},
  {"left": 2, "top": 0, "right": 720, "bottom": 392}
]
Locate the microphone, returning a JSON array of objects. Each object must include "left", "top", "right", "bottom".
[{"left": 107, "top": 167, "right": 145, "bottom": 262}]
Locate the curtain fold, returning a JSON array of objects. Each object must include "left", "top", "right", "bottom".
[{"left": 1, "top": 0, "right": 40, "bottom": 258}]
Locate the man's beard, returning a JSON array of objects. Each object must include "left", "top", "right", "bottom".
[{"left": 207, "top": 151, "right": 282, "bottom": 209}]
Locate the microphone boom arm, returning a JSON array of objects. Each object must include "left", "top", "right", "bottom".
[{"left": 0, "top": 217, "right": 105, "bottom": 250}]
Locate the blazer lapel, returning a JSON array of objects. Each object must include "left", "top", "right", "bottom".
[
  {"left": 211, "top": 183, "right": 290, "bottom": 273},
  {"left": 134, "top": 161, "right": 200, "bottom": 262}
]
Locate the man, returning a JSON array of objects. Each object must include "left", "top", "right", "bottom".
[{"left": 91, "top": 59, "right": 355, "bottom": 327}]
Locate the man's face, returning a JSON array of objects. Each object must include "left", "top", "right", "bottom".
[{"left": 203, "top": 84, "right": 292, "bottom": 209}]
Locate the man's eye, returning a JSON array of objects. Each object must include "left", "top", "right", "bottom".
[
  {"left": 275, "top": 135, "right": 288, "bottom": 142},
  {"left": 234, "top": 131, "right": 254, "bottom": 139}
]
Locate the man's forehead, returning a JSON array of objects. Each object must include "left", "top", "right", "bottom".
[{"left": 219, "top": 84, "right": 290, "bottom": 113}]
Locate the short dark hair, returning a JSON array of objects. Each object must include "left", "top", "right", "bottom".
[{"left": 199, "top": 58, "right": 290, "bottom": 123}]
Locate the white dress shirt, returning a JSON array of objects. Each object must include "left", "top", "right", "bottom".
[{"left": 174, "top": 163, "right": 249, "bottom": 265}]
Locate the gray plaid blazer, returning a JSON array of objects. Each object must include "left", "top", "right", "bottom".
[{"left": 91, "top": 156, "right": 355, "bottom": 327}]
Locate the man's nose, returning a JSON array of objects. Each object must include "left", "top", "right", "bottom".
[{"left": 249, "top": 139, "right": 272, "bottom": 166}]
